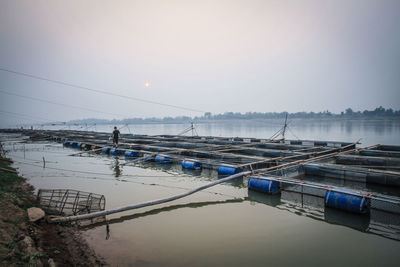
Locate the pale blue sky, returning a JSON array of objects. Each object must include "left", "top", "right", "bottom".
[{"left": 0, "top": 0, "right": 399, "bottom": 126}]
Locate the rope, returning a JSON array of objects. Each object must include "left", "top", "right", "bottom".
[{"left": 287, "top": 126, "right": 300, "bottom": 140}]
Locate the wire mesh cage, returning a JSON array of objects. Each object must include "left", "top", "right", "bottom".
[{"left": 37, "top": 189, "right": 106, "bottom": 216}]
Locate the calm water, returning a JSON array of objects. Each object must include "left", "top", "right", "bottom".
[
  {"left": 42, "top": 118, "right": 400, "bottom": 146},
  {"left": 3, "top": 118, "right": 400, "bottom": 266}
]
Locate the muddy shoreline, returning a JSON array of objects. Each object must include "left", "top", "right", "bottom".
[{"left": 0, "top": 157, "right": 106, "bottom": 266}]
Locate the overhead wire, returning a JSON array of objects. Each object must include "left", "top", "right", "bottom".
[
  {"left": 0, "top": 109, "right": 59, "bottom": 124},
  {"left": 288, "top": 126, "right": 301, "bottom": 140},
  {"left": 0, "top": 67, "right": 205, "bottom": 113},
  {"left": 0, "top": 89, "right": 129, "bottom": 118}
]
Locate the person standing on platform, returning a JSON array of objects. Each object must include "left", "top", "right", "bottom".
[{"left": 111, "top": 126, "right": 121, "bottom": 148}]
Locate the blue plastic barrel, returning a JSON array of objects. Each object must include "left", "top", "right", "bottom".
[
  {"left": 155, "top": 155, "right": 171, "bottom": 163},
  {"left": 124, "top": 151, "right": 139, "bottom": 157},
  {"left": 70, "top": 142, "right": 79, "bottom": 148},
  {"left": 324, "top": 190, "right": 370, "bottom": 214},
  {"left": 248, "top": 178, "right": 280, "bottom": 194},
  {"left": 304, "top": 164, "right": 320, "bottom": 175},
  {"left": 63, "top": 141, "right": 70, "bottom": 147},
  {"left": 218, "top": 165, "right": 241, "bottom": 175},
  {"left": 77, "top": 143, "right": 82, "bottom": 148},
  {"left": 109, "top": 149, "right": 121, "bottom": 155},
  {"left": 181, "top": 160, "right": 202, "bottom": 170},
  {"left": 290, "top": 140, "right": 302, "bottom": 145},
  {"left": 315, "top": 141, "right": 327, "bottom": 146},
  {"left": 101, "top": 148, "right": 110, "bottom": 154}
]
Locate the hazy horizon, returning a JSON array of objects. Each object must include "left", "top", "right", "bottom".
[{"left": 1, "top": 0, "right": 399, "bottom": 127}]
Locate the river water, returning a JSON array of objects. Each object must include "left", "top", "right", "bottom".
[
  {"left": 43, "top": 118, "right": 400, "bottom": 146},
  {"left": 3, "top": 118, "right": 400, "bottom": 266}
]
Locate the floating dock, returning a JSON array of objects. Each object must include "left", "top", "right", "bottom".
[
  {"left": 1, "top": 129, "right": 358, "bottom": 173},
  {"left": 1, "top": 128, "right": 400, "bottom": 232}
]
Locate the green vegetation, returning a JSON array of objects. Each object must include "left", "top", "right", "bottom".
[
  {"left": 0, "top": 158, "right": 34, "bottom": 266},
  {"left": 0, "top": 160, "right": 33, "bottom": 210},
  {"left": 0, "top": 160, "right": 23, "bottom": 193},
  {"left": 66, "top": 106, "right": 400, "bottom": 126}
]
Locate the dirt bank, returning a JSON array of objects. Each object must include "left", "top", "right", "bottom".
[{"left": 0, "top": 157, "right": 106, "bottom": 266}]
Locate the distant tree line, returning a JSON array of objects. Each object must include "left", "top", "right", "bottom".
[{"left": 66, "top": 106, "right": 400, "bottom": 125}]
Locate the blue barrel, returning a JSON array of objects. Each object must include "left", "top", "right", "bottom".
[
  {"left": 70, "top": 142, "right": 79, "bottom": 148},
  {"left": 101, "top": 147, "right": 110, "bottom": 154},
  {"left": 290, "top": 140, "right": 302, "bottom": 145},
  {"left": 218, "top": 165, "right": 241, "bottom": 175},
  {"left": 341, "top": 142, "right": 352, "bottom": 147},
  {"left": 248, "top": 178, "right": 280, "bottom": 194},
  {"left": 155, "top": 155, "right": 171, "bottom": 163},
  {"left": 324, "top": 190, "right": 370, "bottom": 214},
  {"left": 315, "top": 141, "right": 327, "bottom": 146},
  {"left": 304, "top": 164, "right": 320, "bottom": 175},
  {"left": 77, "top": 143, "right": 82, "bottom": 148},
  {"left": 110, "top": 149, "right": 122, "bottom": 155},
  {"left": 124, "top": 151, "right": 139, "bottom": 157},
  {"left": 181, "top": 160, "right": 202, "bottom": 170},
  {"left": 63, "top": 141, "right": 70, "bottom": 147}
]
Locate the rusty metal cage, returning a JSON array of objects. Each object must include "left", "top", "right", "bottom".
[{"left": 37, "top": 189, "right": 106, "bottom": 216}]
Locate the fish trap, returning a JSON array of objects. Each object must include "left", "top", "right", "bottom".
[{"left": 37, "top": 189, "right": 106, "bottom": 216}]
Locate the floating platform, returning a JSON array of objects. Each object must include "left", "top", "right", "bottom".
[
  {"left": 1, "top": 129, "right": 399, "bottom": 216},
  {"left": 0, "top": 129, "right": 357, "bottom": 173}
]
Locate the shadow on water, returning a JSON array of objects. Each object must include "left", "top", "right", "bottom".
[{"left": 79, "top": 198, "right": 245, "bottom": 236}]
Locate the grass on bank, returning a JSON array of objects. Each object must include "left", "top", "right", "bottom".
[{"left": 0, "top": 157, "right": 38, "bottom": 265}]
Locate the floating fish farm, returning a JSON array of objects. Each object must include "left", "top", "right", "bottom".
[{"left": 1, "top": 128, "right": 400, "bottom": 237}]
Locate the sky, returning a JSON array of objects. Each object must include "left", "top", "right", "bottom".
[{"left": 0, "top": 0, "right": 399, "bottom": 126}]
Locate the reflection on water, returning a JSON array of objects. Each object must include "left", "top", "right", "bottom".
[
  {"left": 248, "top": 190, "right": 281, "bottom": 207},
  {"left": 110, "top": 158, "right": 122, "bottom": 177},
  {"left": 325, "top": 207, "right": 370, "bottom": 232},
  {"left": 247, "top": 189, "right": 400, "bottom": 241},
  {"left": 181, "top": 167, "right": 202, "bottom": 177},
  {"left": 81, "top": 198, "right": 244, "bottom": 233}
]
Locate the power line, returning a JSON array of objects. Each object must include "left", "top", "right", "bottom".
[
  {"left": 0, "top": 67, "right": 205, "bottom": 113},
  {"left": 0, "top": 109, "right": 57, "bottom": 123},
  {"left": 0, "top": 89, "right": 129, "bottom": 118}
]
